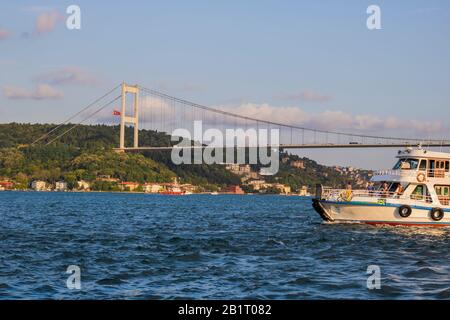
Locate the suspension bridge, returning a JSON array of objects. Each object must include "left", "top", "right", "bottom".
[{"left": 32, "top": 82, "right": 450, "bottom": 151}]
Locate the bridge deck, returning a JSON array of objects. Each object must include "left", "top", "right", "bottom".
[{"left": 113, "top": 143, "right": 450, "bottom": 152}]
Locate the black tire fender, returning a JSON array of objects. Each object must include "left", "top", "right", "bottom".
[
  {"left": 430, "top": 208, "right": 444, "bottom": 221},
  {"left": 398, "top": 205, "right": 412, "bottom": 218}
]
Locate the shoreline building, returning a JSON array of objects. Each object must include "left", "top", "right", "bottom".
[
  {"left": 0, "top": 181, "right": 14, "bottom": 190},
  {"left": 76, "top": 180, "right": 91, "bottom": 191},
  {"left": 119, "top": 182, "right": 140, "bottom": 192},
  {"left": 299, "top": 186, "right": 311, "bottom": 196},
  {"left": 31, "top": 180, "right": 48, "bottom": 191},
  {"left": 143, "top": 183, "right": 163, "bottom": 193},
  {"left": 224, "top": 185, "right": 245, "bottom": 194},
  {"left": 55, "top": 181, "right": 68, "bottom": 192}
]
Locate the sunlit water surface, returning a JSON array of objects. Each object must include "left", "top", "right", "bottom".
[{"left": 0, "top": 192, "right": 449, "bottom": 299}]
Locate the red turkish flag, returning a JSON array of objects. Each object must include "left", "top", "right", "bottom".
[{"left": 113, "top": 110, "right": 121, "bottom": 116}]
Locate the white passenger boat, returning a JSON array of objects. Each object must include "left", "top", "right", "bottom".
[{"left": 313, "top": 147, "right": 450, "bottom": 227}]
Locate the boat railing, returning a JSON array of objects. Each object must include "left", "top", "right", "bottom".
[
  {"left": 373, "top": 169, "right": 411, "bottom": 176},
  {"left": 426, "top": 169, "right": 449, "bottom": 178},
  {"left": 322, "top": 188, "right": 397, "bottom": 200},
  {"left": 374, "top": 169, "right": 450, "bottom": 179},
  {"left": 409, "top": 193, "right": 433, "bottom": 203},
  {"left": 321, "top": 187, "right": 433, "bottom": 203}
]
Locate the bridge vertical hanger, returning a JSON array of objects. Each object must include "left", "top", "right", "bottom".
[{"left": 119, "top": 82, "right": 140, "bottom": 149}]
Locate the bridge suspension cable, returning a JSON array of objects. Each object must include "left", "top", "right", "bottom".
[
  {"left": 31, "top": 84, "right": 121, "bottom": 146},
  {"left": 45, "top": 95, "right": 121, "bottom": 146},
  {"left": 32, "top": 82, "right": 450, "bottom": 150},
  {"left": 137, "top": 85, "right": 449, "bottom": 145}
]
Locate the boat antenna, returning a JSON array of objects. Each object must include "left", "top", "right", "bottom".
[{"left": 425, "top": 136, "right": 431, "bottom": 151}]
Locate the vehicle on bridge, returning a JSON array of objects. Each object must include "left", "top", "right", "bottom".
[{"left": 313, "top": 147, "right": 450, "bottom": 227}]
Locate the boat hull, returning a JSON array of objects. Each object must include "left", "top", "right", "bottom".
[{"left": 312, "top": 199, "right": 450, "bottom": 227}]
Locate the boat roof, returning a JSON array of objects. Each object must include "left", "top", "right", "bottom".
[{"left": 396, "top": 148, "right": 450, "bottom": 160}]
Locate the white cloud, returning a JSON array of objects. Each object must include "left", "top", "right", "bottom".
[
  {"left": 140, "top": 95, "right": 170, "bottom": 110},
  {"left": 95, "top": 96, "right": 173, "bottom": 124},
  {"left": 35, "top": 67, "right": 100, "bottom": 86},
  {"left": 35, "top": 11, "right": 63, "bottom": 35},
  {"left": 3, "top": 84, "right": 63, "bottom": 100},
  {"left": 95, "top": 97, "right": 447, "bottom": 137},
  {"left": 216, "top": 103, "right": 447, "bottom": 135},
  {"left": 0, "top": 27, "right": 10, "bottom": 40},
  {"left": 137, "top": 97, "right": 447, "bottom": 135},
  {"left": 217, "top": 103, "right": 309, "bottom": 126},
  {"left": 275, "top": 90, "right": 331, "bottom": 102}
]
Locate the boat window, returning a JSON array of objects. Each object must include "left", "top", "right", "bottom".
[
  {"left": 429, "top": 160, "right": 436, "bottom": 177},
  {"left": 429, "top": 160, "right": 435, "bottom": 170},
  {"left": 390, "top": 183, "right": 407, "bottom": 196},
  {"left": 435, "top": 185, "right": 450, "bottom": 196},
  {"left": 389, "top": 183, "right": 398, "bottom": 192},
  {"left": 411, "top": 185, "right": 424, "bottom": 200},
  {"left": 393, "top": 158, "right": 419, "bottom": 170},
  {"left": 435, "top": 185, "right": 450, "bottom": 206},
  {"left": 431, "top": 160, "right": 446, "bottom": 178},
  {"left": 419, "top": 160, "right": 427, "bottom": 170},
  {"left": 410, "top": 184, "right": 431, "bottom": 202}
]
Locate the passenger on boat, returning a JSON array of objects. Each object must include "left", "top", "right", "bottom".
[
  {"left": 394, "top": 184, "right": 404, "bottom": 198},
  {"left": 346, "top": 183, "right": 353, "bottom": 200},
  {"left": 380, "top": 182, "right": 389, "bottom": 198},
  {"left": 400, "top": 162, "right": 411, "bottom": 169},
  {"left": 366, "top": 182, "right": 375, "bottom": 196}
]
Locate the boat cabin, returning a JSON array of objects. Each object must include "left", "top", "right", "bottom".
[
  {"left": 393, "top": 156, "right": 449, "bottom": 178},
  {"left": 371, "top": 148, "right": 450, "bottom": 207}
]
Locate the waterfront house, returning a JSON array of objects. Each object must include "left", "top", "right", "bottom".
[
  {"left": 120, "top": 181, "right": 140, "bottom": 192},
  {"left": 55, "top": 181, "right": 68, "bottom": 192},
  {"left": 225, "top": 164, "right": 252, "bottom": 175},
  {"left": 246, "top": 180, "right": 291, "bottom": 194},
  {"left": 246, "top": 172, "right": 259, "bottom": 179},
  {"left": 0, "top": 181, "right": 14, "bottom": 190},
  {"left": 76, "top": 180, "right": 91, "bottom": 191},
  {"left": 143, "top": 183, "right": 162, "bottom": 193},
  {"left": 180, "top": 184, "right": 196, "bottom": 194},
  {"left": 158, "top": 182, "right": 196, "bottom": 194},
  {"left": 31, "top": 180, "right": 48, "bottom": 191},
  {"left": 247, "top": 179, "right": 267, "bottom": 191},
  {"left": 299, "top": 186, "right": 310, "bottom": 196},
  {"left": 290, "top": 160, "right": 305, "bottom": 169},
  {"left": 224, "top": 185, "right": 245, "bottom": 194},
  {"left": 273, "top": 183, "right": 291, "bottom": 194}
]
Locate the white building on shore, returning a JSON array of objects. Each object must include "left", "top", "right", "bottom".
[
  {"left": 55, "top": 181, "right": 68, "bottom": 192},
  {"left": 143, "top": 183, "right": 163, "bottom": 193},
  {"left": 76, "top": 180, "right": 91, "bottom": 191},
  {"left": 31, "top": 180, "right": 48, "bottom": 191}
]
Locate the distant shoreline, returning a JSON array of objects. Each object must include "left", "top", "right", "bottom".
[{"left": 0, "top": 189, "right": 313, "bottom": 197}]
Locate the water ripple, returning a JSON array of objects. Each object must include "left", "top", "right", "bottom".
[{"left": 1, "top": 191, "right": 449, "bottom": 299}]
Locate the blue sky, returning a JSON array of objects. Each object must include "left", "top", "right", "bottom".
[{"left": 0, "top": 1, "right": 449, "bottom": 168}]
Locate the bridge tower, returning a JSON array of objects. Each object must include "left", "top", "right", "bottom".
[{"left": 119, "top": 82, "right": 140, "bottom": 149}]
